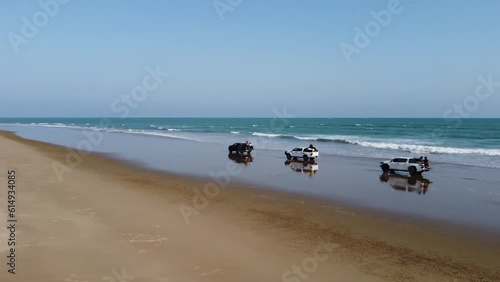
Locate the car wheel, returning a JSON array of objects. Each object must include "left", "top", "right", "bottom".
[
  {"left": 408, "top": 166, "right": 417, "bottom": 176},
  {"left": 303, "top": 155, "right": 309, "bottom": 161},
  {"left": 381, "top": 164, "right": 390, "bottom": 172},
  {"left": 286, "top": 153, "right": 291, "bottom": 160}
]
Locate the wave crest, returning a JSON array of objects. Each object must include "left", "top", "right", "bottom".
[{"left": 250, "top": 132, "right": 500, "bottom": 156}]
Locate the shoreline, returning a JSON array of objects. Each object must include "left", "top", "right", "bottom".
[
  {"left": 2, "top": 128, "right": 500, "bottom": 234},
  {"left": 2, "top": 129, "right": 500, "bottom": 238},
  {"left": 2, "top": 126, "right": 500, "bottom": 233},
  {"left": 1, "top": 130, "right": 500, "bottom": 281},
  {"left": 1, "top": 121, "right": 499, "bottom": 170}
]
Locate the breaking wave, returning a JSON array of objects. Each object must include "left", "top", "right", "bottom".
[{"left": 250, "top": 132, "right": 500, "bottom": 156}]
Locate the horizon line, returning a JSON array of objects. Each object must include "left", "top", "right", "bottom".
[{"left": 1, "top": 117, "right": 500, "bottom": 119}]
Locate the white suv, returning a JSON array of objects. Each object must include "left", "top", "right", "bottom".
[
  {"left": 285, "top": 147, "right": 319, "bottom": 161},
  {"left": 380, "top": 157, "right": 426, "bottom": 176}
]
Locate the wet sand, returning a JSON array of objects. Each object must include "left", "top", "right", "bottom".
[
  {"left": 0, "top": 130, "right": 500, "bottom": 281},
  {"left": 4, "top": 125, "right": 500, "bottom": 233}
]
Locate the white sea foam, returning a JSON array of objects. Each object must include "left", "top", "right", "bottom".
[
  {"left": 127, "top": 130, "right": 197, "bottom": 141},
  {"left": 293, "top": 136, "right": 317, "bottom": 140},
  {"left": 354, "top": 141, "right": 500, "bottom": 156},
  {"left": 231, "top": 131, "right": 240, "bottom": 134},
  {"left": 22, "top": 123, "right": 89, "bottom": 130},
  {"left": 253, "top": 133, "right": 500, "bottom": 156},
  {"left": 252, "top": 132, "right": 281, "bottom": 138}
]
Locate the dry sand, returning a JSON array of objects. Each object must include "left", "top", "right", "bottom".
[{"left": 0, "top": 131, "right": 499, "bottom": 282}]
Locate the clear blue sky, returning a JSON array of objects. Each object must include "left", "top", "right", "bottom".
[{"left": 1, "top": 0, "right": 499, "bottom": 117}]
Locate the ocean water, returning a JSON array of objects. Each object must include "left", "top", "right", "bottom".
[{"left": 1, "top": 118, "right": 499, "bottom": 168}]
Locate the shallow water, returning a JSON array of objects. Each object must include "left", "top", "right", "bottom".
[
  {"left": 1, "top": 118, "right": 499, "bottom": 168},
  {"left": 2, "top": 124, "right": 500, "bottom": 233}
]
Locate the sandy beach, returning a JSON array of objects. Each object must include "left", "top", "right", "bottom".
[
  {"left": 2, "top": 0, "right": 499, "bottom": 280},
  {"left": 0, "top": 130, "right": 499, "bottom": 282}
]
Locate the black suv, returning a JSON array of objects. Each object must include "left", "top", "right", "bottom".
[{"left": 228, "top": 143, "right": 253, "bottom": 155}]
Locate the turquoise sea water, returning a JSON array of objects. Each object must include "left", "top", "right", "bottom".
[{"left": 1, "top": 118, "right": 499, "bottom": 168}]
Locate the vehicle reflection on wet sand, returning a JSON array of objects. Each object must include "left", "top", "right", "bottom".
[
  {"left": 284, "top": 160, "right": 318, "bottom": 177},
  {"left": 379, "top": 173, "right": 432, "bottom": 195},
  {"left": 228, "top": 153, "right": 253, "bottom": 166}
]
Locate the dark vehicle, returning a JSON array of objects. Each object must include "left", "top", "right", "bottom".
[{"left": 228, "top": 142, "right": 253, "bottom": 155}]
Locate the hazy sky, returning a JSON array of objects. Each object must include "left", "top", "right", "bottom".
[{"left": 1, "top": 0, "right": 499, "bottom": 118}]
